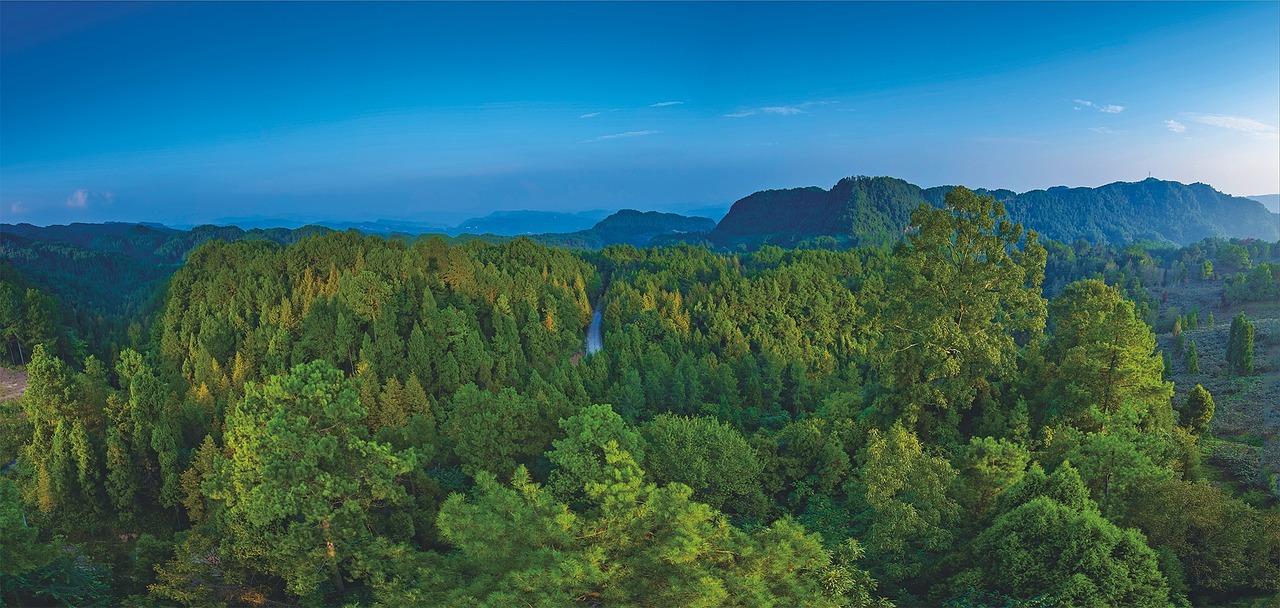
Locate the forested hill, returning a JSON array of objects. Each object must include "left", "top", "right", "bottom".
[
  {"left": 536, "top": 209, "right": 716, "bottom": 249},
  {"left": 710, "top": 176, "right": 923, "bottom": 249},
  {"left": 712, "top": 176, "right": 1279, "bottom": 249}
]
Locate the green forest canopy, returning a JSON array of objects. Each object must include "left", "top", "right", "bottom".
[{"left": 2, "top": 188, "right": 1279, "bottom": 607}]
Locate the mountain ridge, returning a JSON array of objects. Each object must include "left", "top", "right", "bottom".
[{"left": 711, "top": 176, "right": 1279, "bottom": 248}]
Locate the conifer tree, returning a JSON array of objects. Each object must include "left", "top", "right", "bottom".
[
  {"left": 1227, "top": 312, "right": 1254, "bottom": 375},
  {"left": 1181, "top": 384, "right": 1215, "bottom": 435}
]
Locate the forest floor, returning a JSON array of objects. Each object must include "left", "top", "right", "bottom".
[
  {"left": 0, "top": 367, "right": 27, "bottom": 403},
  {"left": 1155, "top": 276, "right": 1280, "bottom": 499}
]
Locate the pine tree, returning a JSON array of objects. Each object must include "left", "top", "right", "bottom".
[
  {"left": 104, "top": 424, "right": 139, "bottom": 519},
  {"left": 1181, "top": 384, "right": 1215, "bottom": 435},
  {"left": 1185, "top": 339, "right": 1198, "bottom": 374},
  {"left": 1227, "top": 312, "right": 1255, "bottom": 375}
]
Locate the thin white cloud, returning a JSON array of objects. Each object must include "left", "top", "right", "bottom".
[
  {"left": 584, "top": 130, "right": 661, "bottom": 143},
  {"left": 66, "top": 189, "right": 88, "bottom": 208},
  {"left": 579, "top": 112, "right": 602, "bottom": 119},
  {"left": 1164, "top": 120, "right": 1186, "bottom": 134},
  {"left": 1183, "top": 113, "right": 1278, "bottom": 135},
  {"left": 761, "top": 106, "right": 805, "bottom": 115},
  {"left": 10, "top": 201, "right": 27, "bottom": 215},
  {"left": 1074, "top": 99, "right": 1125, "bottom": 113},
  {"left": 1090, "top": 127, "right": 1122, "bottom": 135},
  {"left": 724, "top": 100, "right": 836, "bottom": 119},
  {"left": 650, "top": 101, "right": 683, "bottom": 107}
]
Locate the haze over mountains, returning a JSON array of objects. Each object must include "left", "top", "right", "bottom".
[
  {"left": 4, "top": 178, "right": 1277, "bottom": 258},
  {"left": 1248, "top": 194, "right": 1280, "bottom": 214}
]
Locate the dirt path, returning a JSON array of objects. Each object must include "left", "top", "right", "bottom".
[{"left": 0, "top": 367, "right": 28, "bottom": 403}]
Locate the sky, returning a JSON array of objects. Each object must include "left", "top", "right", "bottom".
[{"left": 2, "top": 2, "right": 1278, "bottom": 227}]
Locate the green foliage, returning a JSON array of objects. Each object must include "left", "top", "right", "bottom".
[
  {"left": 7, "top": 217, "right": 1276, "bottom": 605},
  {"left": 1120, "top": 478, "right": 1280, "bottom": 600},
  {"left": 435, "top": 443, "right": 880, "bottom": 607},
  {"left": 0, "top": 477, "right": 54, "bottom": 581},
  {"left": 1180, "top": 384, "right": 1214, "bottom": 435},
  {"left": 1227, "top": 312, "right": 1255, "bottom": 375},
  {"left": 874, "top": 186, "right": 1046, "bottom": 443},
  {"left": 854, "top": 424, "right": 959, "bottom": 588},
  {"left": 1040, "top": 279, "right": 1173, "bottom": 432},
  {"left": 958, "top": 463, "right": 1171, "bottom": 607},
  {"left": 443, "top": 384, "right": 558, "bottom": 477},
  {"left": 642, "top": 413, "right": 765, "bottom": 512},
  {"left": 545, "top": 403, "right": 645, "bottom": 503},
  {"left": 1185, "top": 339, "right": 1198, "bottom": 374},
  {"left": 206, "top": 360, "right": 415, "bottom": 600}
]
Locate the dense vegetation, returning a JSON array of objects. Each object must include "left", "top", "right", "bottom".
[{"left": 2, "top": 187, "right": 1279, "bottom": 607}]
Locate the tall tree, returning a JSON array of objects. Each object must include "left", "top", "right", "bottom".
[
  {"left": 1226, "top": 312, "right": 1255, "bottom": 375},
  {"left": 875, "top": 187, "right": 1047, "bottom": 443},
  {"left": 1041, "top": 279, "right": 1173, "bottom": 432}
]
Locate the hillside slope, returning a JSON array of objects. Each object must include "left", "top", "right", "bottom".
[{"left": 713, "top": 176, "right": 1280, "bottom": 248}]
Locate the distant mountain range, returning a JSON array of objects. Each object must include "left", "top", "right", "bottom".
[
  {"left": 453, "top": 210, "right": 611, "bottom": 235},
  {"left": 208, "top": 210, "right": 612, "bottom": 237},
  {"left": 535, "top": 210, "right": 716, "bottom": 249},
  {"left": 710, "top": 176, "right": 1279, "bottom": 248},
  {"left": 6, "top": 178, "right": 1276, "bottom": 265},
  {"left": 1247, "top": 194, "right": 1280, "bottom": 214}
]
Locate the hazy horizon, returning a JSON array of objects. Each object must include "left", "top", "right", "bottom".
[{"left": 3, "top": 2, "right": 1278, "bottom": 226}]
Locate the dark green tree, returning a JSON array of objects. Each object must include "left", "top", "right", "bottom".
[
  {"left": 642, "top": 414, "right": 765, "bottom": 513},
  {"left": 1180, "top": 384, "right": 1214, "bottom": 435},
  {"left": 1226, "top": 312, "right": 1254, "bottom": 375}
]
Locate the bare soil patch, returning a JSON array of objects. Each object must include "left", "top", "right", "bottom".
[{"left": 0, "top": 367, "right": 27, "bottom": 403}]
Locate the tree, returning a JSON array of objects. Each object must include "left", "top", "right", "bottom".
[
  {"left": 1180, "top": 384, "right": 1214, "bottom": 435},
  {"left": 1226, "top": 312, "right": 1254, "bottom": 375},
  {"left": 545, "top": 403, "right": 645, "bottom": 504},
  {"left": 1041, "top": 279, "right": 1173, "bottom": 433},
  {"left": 642, "top": 414, "right": 765, "bottom": 513},
  {"left": 1120, "top": 478, "right": 1280, "bottom": 600},
  {"left": 0, "top": 477, "right": 54, "bottom": 580},
  {"left": 206, "top": 360, "right": 415, "bottom": 601},
  {"left": 875, "top": 187, "right": 1047, "bottom": 443},
  {"left": 956, "top": 463, "right": 1171, "bottom": 608},
  {"left": 1185, "top": 339, "right": 1198, "bottom": 374},
  {"left": 854, "top": 424, "right": 958, "bottom": 589},
  {"left": 434, "top": 442, "right": 879, "bottom": 607},
  {"left": 443, "top": 384, "right": 556, "bottom": 478}
]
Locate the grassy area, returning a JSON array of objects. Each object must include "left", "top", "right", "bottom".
[{"left": 1155, "top": 274, "right": 1280, "bottom": 500}]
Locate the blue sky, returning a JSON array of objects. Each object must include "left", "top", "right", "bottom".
[{"left": 2, "top": 2, "right": 1277, "bottom": 226}]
